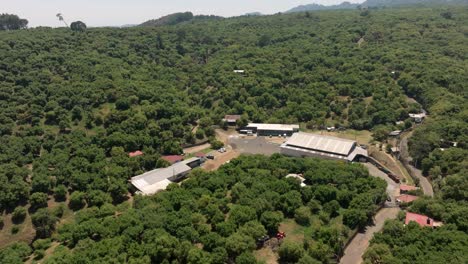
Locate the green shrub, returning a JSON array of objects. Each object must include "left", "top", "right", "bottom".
[
  {"left": 53, "top": 185, "right": 67, "bottom": 201},
  {"left": 12, "top": 206, "right": 27, "bottom": 223},
  {"left": 278, "top": 241, "right": 304, "bottom": 263},
  {"left": 11, "top": 225, "right": 19, "bottom": 234},
  {"left": 294, "top": 206, "right": 311, "bottom": 226},
  {"left": 29, "top": 192, "right": 48, "bottom": 210},
  {"left": 69, "top": 191, "right": 86, "bottom": 210}
]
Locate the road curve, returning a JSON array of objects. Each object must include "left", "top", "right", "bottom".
[
  {"left": 339, "top": 163, "right": 400, "bottom": 264},
  {"left": 399, "top": 132, "right": 434, "bottom": 197}
]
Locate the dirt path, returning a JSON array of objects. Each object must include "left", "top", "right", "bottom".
[
  {"left": 399, "top": 131, "right": 434, "bottom": 197},
  {"left": 340, "top": 163, "right": 400, "bottom": 264},
  {"left": 201, "top": 150, "right": 240, "bottom": 171},
  {"left": 183, "top": 143, "right": 211, "bottom": 154},
  {"left": 340, "top": 207, "right": 400, "bottom": 264}
]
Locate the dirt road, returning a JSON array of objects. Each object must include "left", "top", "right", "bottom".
[
  {"left": 339, "top": 163, "right": 400, "bottom": 264},
  {"left": 183, "top": 143, "right": 211, "bottom": 154},
  {"left": 399, "top": 132, "right": 434, "bottom": 197},
  {"left": 340, "top": 207, "right": 400, "bottom": 264}
]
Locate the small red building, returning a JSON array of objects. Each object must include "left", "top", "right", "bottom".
[
  {"left": 129, "top": 150, "right": 144, "bottom": 157},
  {"left": 405, "top": 212, "right": 434, "bottom": 227}
]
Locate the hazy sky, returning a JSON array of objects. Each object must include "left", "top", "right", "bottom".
[{"left": 4, "top": 0, "right": 364, "bottom": 27}]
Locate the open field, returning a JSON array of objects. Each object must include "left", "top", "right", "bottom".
[{"left": 304, "top": 129, "right": 373, "bottom": 145}]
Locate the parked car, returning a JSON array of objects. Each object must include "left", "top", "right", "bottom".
[
  {"left": 218, "top": 147, "right": 226, "bottom": 153},
  {"left": 206, "top": 155, "right": 215, "bottom": 160}
]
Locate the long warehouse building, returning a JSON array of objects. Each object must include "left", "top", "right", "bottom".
[
  {"left": 131, "top": 157, "right": 202, "bottom": 195},
  {"left": 280, "top": 132, "right": 368, "bottom": 161},
  {"left": 242, "top": 123, "right": 300, "bottom": 136}
]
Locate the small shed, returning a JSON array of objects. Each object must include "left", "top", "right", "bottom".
[
  {"left": 222, "top": 115, "right": 241, "bottom": 125},
  {"left": 389, "top": 130, "right": 402, "bottom": 137}
]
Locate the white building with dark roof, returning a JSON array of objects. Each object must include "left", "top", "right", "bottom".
[
  {"left": 280, "top": 132, "right": 368, "bottom": 161},
  {"left": 243, "top": 123, "right": 300, "bottom": 136},
  {"left": 131, "top": 157, "right": 202, "bottom": 195}
]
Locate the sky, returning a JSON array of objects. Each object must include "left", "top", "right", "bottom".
[{"left": 3, "top": 0, "right": 364, "bottom": 27}]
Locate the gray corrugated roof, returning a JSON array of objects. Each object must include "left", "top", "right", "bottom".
[
  {"left": 131, "top": 157, "right": 202, "bottom": 195},
  {"left": 284, "top": 132, "right": 356, "bottom": 156}
]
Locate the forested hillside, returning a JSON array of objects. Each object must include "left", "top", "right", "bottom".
[{"left": 0, "top": 5, "right": 467, "bottom": 263}]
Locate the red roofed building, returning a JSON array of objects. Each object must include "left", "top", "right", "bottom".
[
  {"left": 162, "top": 155, "right": 184, "bottom": 164},
  {"left": 396, "top": 194, "right": 419, "bottom": 204},
  {"left": 400, "top": 184, "right": 417, "bottom": 193},
  {"left": 129, "top": 151, "right": 144, "bottom": 157},
  {"left": 405, "top": 212, "right": 434, "bottom": 227}
]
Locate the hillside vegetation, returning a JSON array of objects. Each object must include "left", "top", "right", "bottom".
[
  {"left": 0, "top": 5, "right": 467, "bottom": 263},
  {"left": 287, "top": 0, "right": 467, "bottom": 12}
]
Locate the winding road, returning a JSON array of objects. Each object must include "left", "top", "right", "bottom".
[
  {"left": 341, "top": 129, "right": 434, "bottom": 264},
  {"left": 399, "top": 131, "right": 434, "bottom": 197},
  {"left": 339, "top": 163, "right": 400, "bottom": 264}
]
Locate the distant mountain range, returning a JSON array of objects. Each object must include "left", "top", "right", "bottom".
[
  {"left": 139, "top": 12, "right": 223, "bottom": 27},
  {"left": 286, "top": 0, "right": 467, "bottom": 12}
]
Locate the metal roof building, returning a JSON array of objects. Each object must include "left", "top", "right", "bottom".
[
  {"left": 131, "top": 157, "right": 201, "bottom": 195},
  {"left": 244, "top": 123, "right": 300, "bottom": 136},
  {"left": 280, "top": 132, "right": 368, "bottom": 161}
]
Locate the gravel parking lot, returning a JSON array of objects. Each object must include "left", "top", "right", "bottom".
[{"left": 228, "top": 136, "right": 281, "bottom": 155}]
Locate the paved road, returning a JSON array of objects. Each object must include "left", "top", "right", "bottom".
[
  {"left": 340, "top": 163, "right": 400, "bottom": 264},
  {"left": 399, "top": 132, "right": 434, "bottom": 197},
  {"left": 229, "top": 136, "right": 281, "bottom": 155}
]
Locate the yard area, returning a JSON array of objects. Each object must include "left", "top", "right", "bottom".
[{"left": 304, "top": 129, "right": 373, "bottom": 146}]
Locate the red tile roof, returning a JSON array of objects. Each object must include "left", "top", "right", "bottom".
[
  {"left": 162, "top": 155, "right": 184, "bottom": 164},
  {"left": 405, "top": 212, "right": 434, "bottom": 227},
  {"left": 129, "top": 151, "right": 144, "bottom": 157},
  {"left": 396, "top": 194, "right": 419, "bottom": 203},
  {"left": 400, "top": 185, "right": 417, "bottom": 192}
]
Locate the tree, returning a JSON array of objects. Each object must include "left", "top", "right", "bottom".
[
  {"left": 69, "top": 191, "right": 86, "bottom": 210},
  {"left": 53, "top": 185, "right": 67, "bottom": 201},
  {"left": 31, "top": 209, "right": 57, "bottom": 238},
  {"left": 278, "top": 241, "right": 304, "bottom": 263},
  {"left": 12, "top": 206, "right": 27, "bottom": 223},
  {"left": 343, "top": 209, "right": 367, "bottom": 229},
  {"left": 260, "top": 211, "right": 284, "bottom": 234},
  {"left": 294, "top": 206, "right": 311, "bottom": 226},
  {"left": 210, "top": 139, "right": 224, "bottom": 150},
  {"left": 30, "top": 192, "right": 48, "bottom": 210},
  {"left": 0, "top": 14, "right": 28, "bottom": 30},
  {"left": 56, "top": 13, "right": 68, "bottom": 27},
  {"left": 225, "top": 232, "right": 255, "bottom": 257},
  {"left": 70, "top": 21, "right": 87, "bottom": 32},
  {"left": 235, "top": 252, "right": 257, "bottom": 264},
  {"left": 258, "top": 34, "right": 271, "bottom": 47}
]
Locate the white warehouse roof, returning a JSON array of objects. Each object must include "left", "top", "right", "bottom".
[
  {"left": 246, "top": 123, "right": 300, "bottom": 131},
  {"left": 131, "top": 157, "right": 201, "bottom": 195},
  {"left": 281, "top": 132, "right": 368, "bottom": 161},
  {"left": 285, "top": 132, "right": 356, "bottom": 156}
]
